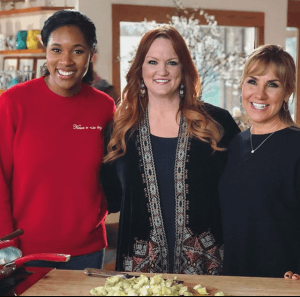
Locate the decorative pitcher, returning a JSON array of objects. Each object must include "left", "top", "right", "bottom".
[
  {"left": 16, "top": 31, "right": 28, "bottom": 50},
  {"left": 26, "top": 30, "right": 41, "bottom": 50}
]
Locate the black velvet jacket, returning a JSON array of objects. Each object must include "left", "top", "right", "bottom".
[{"left": 100, "top": 103, "right": 240, "bottom": 274}]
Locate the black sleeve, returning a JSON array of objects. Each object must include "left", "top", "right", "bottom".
[
  {"left": 99, "top": 123, "right": 122, "bottom": 214},
  {"left": 204, "top": 103, "right": 241, "bottom": 148},
  {"left": 218, "top": 109, "right": 241, "bottom": 148},
  {"left": 203, "top": 104, "right": 241, "bottom": 180}
]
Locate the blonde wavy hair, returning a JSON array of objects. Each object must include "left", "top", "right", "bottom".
[
  {"left": 104, "top": 26, "right": 224, "bottom": 163},
  {"left": 241, "top": 44, "right": 297, "bottom": 127}
]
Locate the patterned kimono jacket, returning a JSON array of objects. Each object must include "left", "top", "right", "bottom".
[{"left": 100, "top": 103, "right": 240, "bottom": 274}]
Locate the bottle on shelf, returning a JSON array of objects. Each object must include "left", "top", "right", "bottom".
[{"left": 23, "top": 0, "right": 30, "bottom": 8}]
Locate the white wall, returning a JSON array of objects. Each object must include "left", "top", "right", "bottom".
[{"left": 78, "top": 0, "right": 288, "bottom": 83}]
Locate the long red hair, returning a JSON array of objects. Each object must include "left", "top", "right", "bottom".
[{"left": 104, "top": 25, "right": 224, "bottom": 163}]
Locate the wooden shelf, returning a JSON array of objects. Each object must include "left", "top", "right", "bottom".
[
  {"left": 0, "top": 49, "right": 46, "bottom": 55},
  {"left": 0, "top": 6, "right": 74, "bottom": 17}
]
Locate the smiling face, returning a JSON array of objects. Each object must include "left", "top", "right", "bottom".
[
  {"left": 45, "top": 25, "right": 92, "bottom": 97},
  {"left": 242, "top": 64, "right": 290, "bottom": 132},
  {"left": 142, "top": 38, "right": 182, "bottom": 100}
]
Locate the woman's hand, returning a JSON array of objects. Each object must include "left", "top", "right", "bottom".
[{"left": 284, "top": 271, "right": 300, "bottom": 280}]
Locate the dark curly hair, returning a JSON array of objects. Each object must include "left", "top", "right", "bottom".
[{"left": 41, "top": 9, "right": 97, "bottom": 85}]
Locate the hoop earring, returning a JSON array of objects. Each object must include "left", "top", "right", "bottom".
[
  {"left": 140, "top": 80, "right": 146, "bottom": 97},
  {"left": 179, "top": 84, "right": 185, "bottom": 99},
  {"left": 283, "top": 101, "right": 289, "bottom": 112}
]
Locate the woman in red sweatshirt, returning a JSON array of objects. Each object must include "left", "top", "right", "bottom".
[{"left": 0, "top": 10, "right": 115, "bottom": 270}]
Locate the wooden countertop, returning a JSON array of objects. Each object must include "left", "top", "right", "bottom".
[{"left": 20, "top": 270, "right": 300, "bottom": 296}]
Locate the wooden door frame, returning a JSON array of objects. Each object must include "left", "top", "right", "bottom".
[
  {"left": 112, "top": 4, "right": 265, "bottom": 96},
  {"left": 288, "top": 0, "right": 300, "bottom": 124}
]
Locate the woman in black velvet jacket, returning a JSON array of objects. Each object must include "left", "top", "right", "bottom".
[{"left": 100, "top": 26, "right": 240, "bottom": 274}]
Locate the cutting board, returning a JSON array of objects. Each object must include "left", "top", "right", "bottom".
[{"left": 21, "top": 270, "right": 300, "bottom": 296}]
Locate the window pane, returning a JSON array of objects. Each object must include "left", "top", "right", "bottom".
[{"left": 203, "top": 27, "right": 255, "bottom": 116}]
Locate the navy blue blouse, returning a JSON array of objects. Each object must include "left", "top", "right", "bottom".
[
  {"left": 219, "top": 127, "right": 300, "bottom": 278},
  {"left": 150, "top": 134, "right": 178, "bottom": 273}
]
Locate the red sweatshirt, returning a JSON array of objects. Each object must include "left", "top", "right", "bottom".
[{"left": 0, "top": 77, "right": 115, "bottom": 256}]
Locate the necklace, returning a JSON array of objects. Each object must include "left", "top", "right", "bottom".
[{"left": 250, "top": 127, "right": 276, "bottom": 154}]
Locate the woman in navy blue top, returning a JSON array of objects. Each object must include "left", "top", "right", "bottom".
[{"left": 219, "top": 45, "right": 300, "bottom": 279}]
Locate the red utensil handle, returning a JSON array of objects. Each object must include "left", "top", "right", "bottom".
[
  {"left": 0, "top": 240, "right": 14, "bottom": 249},
  {"left": 14, "top": 254, "right": 71, "bottom": 266}
]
